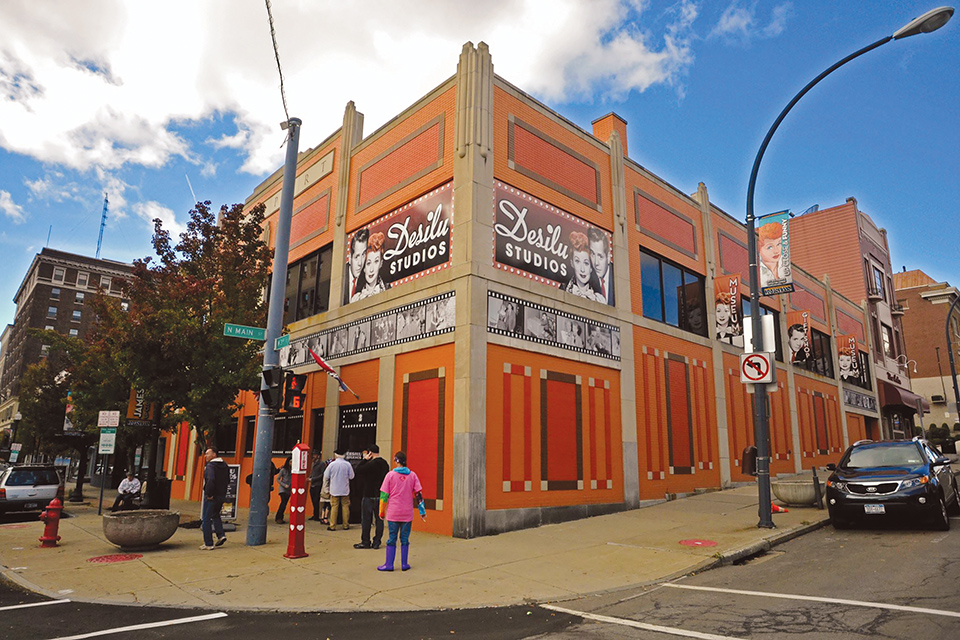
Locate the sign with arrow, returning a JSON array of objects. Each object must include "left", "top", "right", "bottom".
[{"left": 740, "top": 352, "right": 774, "bottom": 384}]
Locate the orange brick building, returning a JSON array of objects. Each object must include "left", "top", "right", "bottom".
[{"left": 161, "top": 43, "right": 883, "bottom": 537}]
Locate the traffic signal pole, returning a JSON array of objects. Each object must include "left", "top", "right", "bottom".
[{"left": 247, "top": 117, "right": 301, "bottom": 546}]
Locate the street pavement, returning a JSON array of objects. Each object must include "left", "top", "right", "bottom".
[{"left": 0, "top": 482, "right": 830, "bottom": 612}]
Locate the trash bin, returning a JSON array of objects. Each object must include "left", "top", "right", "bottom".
[{"left": 149, "top": 478, "right": 172, "bottom": 510}]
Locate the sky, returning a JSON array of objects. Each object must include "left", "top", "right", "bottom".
[{"left": 1, "top": 1, "right": 958, "bottom": 327}]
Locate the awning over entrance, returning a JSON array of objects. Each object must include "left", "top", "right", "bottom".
[{"left": 877, "top": 380, "right": 931, "bottom": 413}]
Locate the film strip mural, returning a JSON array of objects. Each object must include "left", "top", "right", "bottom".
[
  {"left": 279, "top": 291, "right": 455, "bottom": 369},
  {"left": 486, "top": 291, "right": 620, "bottom": 361}
]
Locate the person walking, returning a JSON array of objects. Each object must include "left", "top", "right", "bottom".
[
  {"left": 200, "top": 447, "right": 229, "bottom": 550},
  {"left": 377, "top": 451, "right": 426, "bottom": 571},
  {"left": 308, "top": 450, "right": 327, "bottom": 522},
  {"left": 354, "top": 444, "right": 389, "bottom": 549},
  {"left": 275, "top": 457, "right": 292, "bottom": 524},
  {"left": 324, "top": 449, "right": 354, "bottom": 531}
]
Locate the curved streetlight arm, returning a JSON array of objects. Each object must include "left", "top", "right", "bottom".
[{"left": 944, "top": 295, "right": 960, "bottom": 417}]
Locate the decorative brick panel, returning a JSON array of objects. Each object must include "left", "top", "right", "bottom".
[
  {"left": 836, "top": 309, "right": 866, "bottom": 344},
  {"left": 357, "top": 116, "right": 444, "bottom": 212},
  {"left": 290, "top": 190, "right": 330, "bottom": 249},
  {"left": 508, "top": 117, "right": 601, "bottom": 210},
  {"left": 790, "top": 283, "right": 826, "bottom": 321},
  {"left": 719, "top": 231, "right": 749, "bottom": 277},
  {"left": 636, "top": 190, "right": 697, "bottom": 258}
]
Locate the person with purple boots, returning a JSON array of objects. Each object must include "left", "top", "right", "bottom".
[{"left": 377, "top": 451, "right": 426, "bottom": 571}]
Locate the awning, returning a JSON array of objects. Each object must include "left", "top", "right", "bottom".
[{"left": 877, "top": 380, "right": 931, "bottom": 413}]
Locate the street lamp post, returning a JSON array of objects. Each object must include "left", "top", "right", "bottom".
[
  {"left": 746, "top": 6, "right": 953, "bottom": 528},
  {"left": 944, "top": 294, "right": 960, "bottom": 418}
]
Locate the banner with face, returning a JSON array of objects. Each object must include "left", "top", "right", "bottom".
[
  {"left": 343, "top": 182, "right": 452, "bottom": 305},
  {"left": 714, "top": 274, "right": 742, "bottom": 341},
  {"left": 493, "top": 181, "right": 614, "bottom": 306},
  {"left": 837, "top": 334, "right": 860, "bottom": 381},
  {"left": 786, "top": 310, "right": 811, "bottom": 364},
  {"left": 757, "top": 210, "right": 794, "bottom": 297}
]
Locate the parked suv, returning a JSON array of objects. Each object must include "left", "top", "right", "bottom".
[
  {"left": 826, "top": 438, "right": 959, "bottom": 530},
  {"left": 0, "top": 465, "right": 64, "bottom": 515}
]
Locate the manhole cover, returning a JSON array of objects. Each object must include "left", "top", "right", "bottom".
[
  {"left": 87, "top": 554, "right": 143, "bottom": 563},
  {"left": 679, "top": 539, "right": 717, "bottom": 547},
  {"left": 0, "top": 524, "right": 31, "bottom": 530}
]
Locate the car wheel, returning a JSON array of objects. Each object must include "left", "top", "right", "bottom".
[{"left": 933, "top": 494, "right": 950, "bottom": 531}]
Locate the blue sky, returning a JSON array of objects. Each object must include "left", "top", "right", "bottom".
[{"left": 1, "top": 1, "right": 958, "bottom": 328}]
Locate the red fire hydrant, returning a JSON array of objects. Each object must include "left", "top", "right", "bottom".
[{"left": 39, "top": 498, "right": 63, "bottom": 548}]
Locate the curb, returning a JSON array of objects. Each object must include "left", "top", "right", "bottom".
[{"left": 715, "top": 516, "right": 831, "bottom": 567}]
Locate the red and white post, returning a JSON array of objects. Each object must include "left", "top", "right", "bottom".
[{"left": 284, "top": 442, "right": 310, "bottom": 559}]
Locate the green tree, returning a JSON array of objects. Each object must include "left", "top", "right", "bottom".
[{"left": 95, "top": 201, "right": 271, "bottom": 453}]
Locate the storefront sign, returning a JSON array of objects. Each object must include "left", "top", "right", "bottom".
[
  {"left": 886, "top": 371, "right": 903, "bottom": 385},
  {"left": 493, "top": 182, "right": 615, "bottom": 306},
  {"left": 343, "top": 183, "right": 452, "bottom": 305},
  {"left": 844, "top": 388, "right": 878, "bottom": 413},
  {"left": 221, "top": 464, "right": 240, "bottom": 521},
  {"left": 487, "top": 291, "right": 620, "bottom": 361},
  {"left": 757, "top": 210, "right": 794, "bottom": 296}
]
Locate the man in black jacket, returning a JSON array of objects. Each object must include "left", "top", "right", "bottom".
[
  {"left": 354, "top": 444, "right": 390, "bottom": 549},
  {"left": 200, "top": 447, "right": 229, "bottom": 550}
]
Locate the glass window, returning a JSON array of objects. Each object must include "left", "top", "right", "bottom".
[
  {"left": 77, "top": 272, "right": 89, "bottom": 288},
  {"left": 75, "top": 292, "right": 84, "bottom": 305},
  {"left": 47, "top": 306, "right": 57, "bottom": 319},
  {"left": 243, "top": 417, "right": 256, "bottom": 456},
  {"left": 795, "top": 328, "right": 834, "bottom": 378},
  {"left": 297, "top": 253, "right": 319, "bottom": 321},
  {"left": 873, "top": 267, "right": 885, "bottom": 301},
  {"left": 53, "top": 267, "right": 65, "bottom": 283},
  {"left": 272, "top": 413, "right": 303, "bottom": 455},
  {"left": 40, "top": 344, "right": 50, "bottom": 357},
  {"left": 280, "top": 244, "right": 333, "bottom": 327},
  {"left": 640, "top": 251, "right": 663, "bottom": 322},
  {"left": 120, "top": 301, "right": 129, "bottom": 312},
  {"left": 51, "top": 287, "right": 60, "bottom": 300},
  {"left": 44, "top": 325, "right": 54, "bottom": 331},
  {"left": 72, "top": 310, "right": 81, "bottom": 322},
  {"left": 881, "top": 323, "right": 894, "bottom": 358},
  {"left": 639, "top": 248, "right": 707, "bottom": 337},
  {"left": 100, "top": 276, "right": 111, "bottom": 292},
  {"left": 216, "top": 422, "right": 238, "bottom": 457},
  {"left": 69, "top": 329, "right": 78, "bottom": 337}
]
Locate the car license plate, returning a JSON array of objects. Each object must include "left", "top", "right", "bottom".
[
  {"left": 23, "top": 502, "right": 38, "bottom": 510},
  {"left": 864, "top": 504, "right": 885, "bottom": 515}
]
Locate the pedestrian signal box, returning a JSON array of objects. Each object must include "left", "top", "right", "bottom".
[
  {"left": 261, "top": 367, "right": 284, "bottom": 409},
  {"left": 284, "top": 373, "right": 307, "bottom": 412}
]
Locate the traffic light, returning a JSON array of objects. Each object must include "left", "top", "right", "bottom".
[
  {"left": 284, "top": 373, "right": 307, "bottom": 412},
  {"left": 261, "top": 367, "right": 284, "bottom": 409}
]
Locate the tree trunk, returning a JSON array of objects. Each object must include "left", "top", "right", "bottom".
[
  {"left": 142, "top": 425, "right": 161, "bottom": 508},
  {"left": 69, "top": 442, "right": 89, "bottom": 502}
]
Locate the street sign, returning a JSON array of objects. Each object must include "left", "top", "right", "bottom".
[
  {"left": 98, "top": 427, "right": 117, "bottom": 454},
  {"left": 10, "top": 443, "right": 21, "bottom": 463},
  {"left": 224, "top": 323, "right": 266, "bottom": 341},
  {"left": 740, "top": 352, "right": 775, "bottom": 384},
  {"left": 98, "top": 410, "right": 120, "bottom": 427},
  {"left": 275, "top": 334, "right": 290, "bottom": 350}
]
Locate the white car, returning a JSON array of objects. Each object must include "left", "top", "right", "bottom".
[{"left": 0, "top": 465, "right": 63, "bottom": 514}]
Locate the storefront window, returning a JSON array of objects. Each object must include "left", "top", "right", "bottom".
[
  {"left": 794, "top": 328, "right": 834, "bottom": 378},
  {"left": 639, "top": 248, "right": 707, "bottom": 337}
]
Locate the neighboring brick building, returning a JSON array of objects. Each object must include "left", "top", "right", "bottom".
[
  {"left": 791, "top": 199, "right": 924, "bottom": 439},
  {"left": 893, "top": 269, "right": 960, "bottom": 429},
  {"left": 0, "top": 249, "right": 133, "bottom": 448},
  {"left": 162, "top": 43, "right": 883, "bottom": 537}
]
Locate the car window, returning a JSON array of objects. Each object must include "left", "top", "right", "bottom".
[
  {"left": 6, "top": 469, "right": 59, "bottom": 486},
  {"left": 845, "top": 445, "right": 924, "bottom": 468}
]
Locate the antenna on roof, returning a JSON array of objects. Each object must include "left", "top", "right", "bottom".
[{"left": 96, "top": 193, "right": 108, "bottom": 259}]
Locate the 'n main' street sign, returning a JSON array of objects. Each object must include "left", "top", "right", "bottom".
[{"left": 224, "top": 323, "right": 266, "bottom": 341}]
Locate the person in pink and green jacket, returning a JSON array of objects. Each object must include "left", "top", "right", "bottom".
[{"left": 377, "top": 451, "right": 426, "bottom": 571}]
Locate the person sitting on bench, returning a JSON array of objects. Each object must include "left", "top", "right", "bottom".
[{"left": 111, "top": 471, "right": 141, "bottom": 512}]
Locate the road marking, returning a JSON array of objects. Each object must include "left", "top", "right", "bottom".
[
  {"left": 541, "top": 604, "right": 743, "bottom": 639},
  {"left": 664, "top": 583, "right": 960, "bottom": 619},
  {"left": 0, "top": 599, "right": 70, "bottom": 612},
  {"left": 46, "top": 612, "right": 228, "bottom": 639}
]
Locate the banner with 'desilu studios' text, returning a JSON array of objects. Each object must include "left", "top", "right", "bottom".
[{"left": 493, "top": 182, "right": 615, "bottom": 307}]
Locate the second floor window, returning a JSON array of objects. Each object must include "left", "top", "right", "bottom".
[
  {"left": 75, "top": 292, "right": 84, "bottom": 305},
  {"left": 639, "top": 248, "right": 707, "bottom": 337},
  {"left": 795, "top": 328, "right": 835, "bottom": 378}
]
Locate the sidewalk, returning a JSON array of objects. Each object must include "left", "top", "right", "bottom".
[{"left": 0, "top": 484, "right": 829, "bottom": 612}]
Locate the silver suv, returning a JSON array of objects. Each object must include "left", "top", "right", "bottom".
[{"left": 0, "top": 465, "right": 63, "bottom": 514}]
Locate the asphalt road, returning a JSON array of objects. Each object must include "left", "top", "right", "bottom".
[{"left": 536, "top": 518, "right": 960, "bottom": 639}]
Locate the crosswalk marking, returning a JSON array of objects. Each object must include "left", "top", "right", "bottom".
[
  {"left": 0, "top": 599, "right": 70, "bottom": 612},
  {"left": 46, "top": 612, "right": 228, "bottom": 640},
  {"left": 541, "top": 604, "right": 743, "bottom": 639}
]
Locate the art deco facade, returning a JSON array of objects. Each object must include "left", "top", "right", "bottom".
[{"left": 161, "top": 44, "right": 884, "bottom": 538}]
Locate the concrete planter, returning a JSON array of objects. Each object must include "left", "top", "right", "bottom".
[
  {"left": 102, "top": 509, "right": 180, "bottom": 550},
  {"left": 771, "top": 480, "right": 818, "bottom": 507}
]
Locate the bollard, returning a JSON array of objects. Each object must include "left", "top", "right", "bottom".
[
  {"left": 38, "top": 498, "right": 63, "bottom": 547},
  {"left": 284, "top": 442, "right": 309, "bottom": 559},
  {"left": 812, "top": 466, "right": 823, "bottom": 510}
]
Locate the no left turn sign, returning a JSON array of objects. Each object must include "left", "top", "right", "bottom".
[{"left": 740, "top": 352, "right": 774, "bottom": 384}]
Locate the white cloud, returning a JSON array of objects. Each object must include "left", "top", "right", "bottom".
[
  {"left": 0, "top": 0, "right": 701, "bottom": 179},
  {"left": 0, "top": 190, "right": 25, "bottom": 223},
  {"left": 710, "top": 2, "right": 791, "bottom": 43},
  {"left": 133, "top": 201, "right": 185, "bottom": 238}
]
